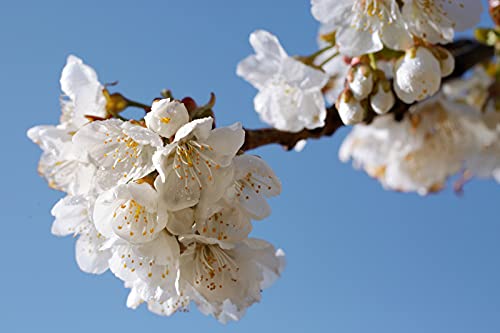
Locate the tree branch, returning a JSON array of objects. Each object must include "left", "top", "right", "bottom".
[{"left": 242, "top": 40, "right": 495, "bottom": 152}]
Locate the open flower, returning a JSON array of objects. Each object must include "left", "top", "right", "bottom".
[
  {"left": 51, "top": 195, "right": 111, "bottom": 274},
  {"left": 237, "top": 30, "right": 329, "bottom": 132},
  {"left": 340, "top": 97, "right": 496, "bottom": 194},
  {"left": 153, "top": 117, "right": 244, "bottom": 212},
  {"left": 108, "top": 231, "right": 180, "bottom": 303},
  {"left": 402, "top": 0, "right": 482, "bottom": 45},
  {"left": 311, "top": 0, "right": 412, "bottom": 57},
  {"left": 223, "top": 154, "right": 282, "bottom": 220},
  {"left": 27, "top": 125, "right": 96, "bottom": 196},
  {"left": 72, "top": 119, "right": 163, "bottom": 191},
  {"left": 178, "top": 236, "right": 285, "bottom": 323},
  {"left": 93, "top": 182, "right": 167, "bottom": 244}
]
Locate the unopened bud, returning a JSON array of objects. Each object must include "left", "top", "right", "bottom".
[
  {"left": 336, "top": 89, "right": 366, "bottom": 125},
  {"left": 348, "top": 64, "right": 374, "bottom": 100},
  {"left": 394, "top": 47, "right": 441, "bottom": 103},
  {"left": 433, "top": 47, "right": 455, "bottom": 77},
  {"left": 370, "top": 81, "right": 395, "bottom": 115}
]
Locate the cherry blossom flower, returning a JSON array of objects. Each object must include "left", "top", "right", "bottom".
[
  {"left": 72, "top": 119, "right": 163, "bottom": 191},
  {"left": 237, "top": 30, "right": 329, "bottom": 132},
  {"left": 93, "top": 182, "right": 167, "bottom": 244},
  {"left": 311, "top": 0, "right": 412, "bottom": 57},
  {"left": 401, "top": 0, "right": 483, "bottom": 45},
  {"left": 27, "top": 125, "right": 96, "bottom": 196},
  {"left": 153, "top": 117, "right": 244, "bottom": 212},
  {"left": 223, "top": 154, "right": 282, "bottom": 220},
  {"left": 340, "top": 97, "right": 496, "bottom": 194},
  {"left": 178, "top": 236, "right": 285, "bottom": 323},
  {"left": 51, "top": 195, "right": 111, "bottom": 274},
  {"left": 108, "top": 231, "right": 180, "bottom": 302}
]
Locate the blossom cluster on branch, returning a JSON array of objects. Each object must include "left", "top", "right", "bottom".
[
  {"left": 28, "top": 56, "right": 284, "bottom": 323},
  {"left": 28, "top": 0, "right": 499, "bottom": 324}
]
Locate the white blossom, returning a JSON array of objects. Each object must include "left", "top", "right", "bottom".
[
  {"left": 108, "top": 231, "right": 180, "bottom": 302},
  {"left": 401, "top": 0, "right": 482, "bottom": 45},
  {"left": 153, "top": 117, "right": 244, "bottom": 212},
  {"left": 311, "top": 0, "right": 412, "bottom": 56},
  {"left": 237, "top": 30, "right": 329, "bottom": 132},
  {"left": 93, "top": 182, "right": 167, "bottom": 244},
  {"left": 340, "top": 97, "right": 496, "bottom": 194},
  {"left": 443, "top": 67, "right": 500, "bottom": 182},
  {"left": 72, "top": 119, "right": 162, "bottom": 191},
  {"left": 178, "top": 236, "right": 285, "bottom": 323},
  {"left": 223, "top": 154, "right": 282, "bottom": 220},
  {"left": 51, "top": 195, "right": 111, "bottom": 274},
  {"left": 144, "top": 98, "right": 190, "bottom": 138},
  {"left": 27, "top": 125, "right": 96, "bottom": 196},
  {"left": 443, "top": 66, "right": 495, "bottom": 112}
]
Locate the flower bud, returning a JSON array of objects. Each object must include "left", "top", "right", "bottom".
[
  {"left": 144, "top": 98, "right": 189, "bottom": 138},
  {"left": 336, "top": 89, "right": 366, "bottom": 125},
  {"left": 370, "top": 80, "right": 395, "bottom": 114},
  {"left": 348, "top": 64, "right": 373, "bottom": 100},
  {"left": 433, "top": 47, "right": 455, "bottom": 77},
  {"left": 394, "top": 47, "right": 442, "bottom": 104}
]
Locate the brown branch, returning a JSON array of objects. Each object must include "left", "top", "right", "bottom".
[{"left": 242, "top": 40, "right": 495, "bottom": 152}]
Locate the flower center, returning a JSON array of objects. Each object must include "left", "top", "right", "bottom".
[
  {"left": 112, "top": 199, "right": 156, "bottom": 237},
  {"left": 173, "top": 140, "right": 220, "bottom": 190},
  {"left": 352, "top": 0, "right": 394, "bottom": 32},
  {"left": 193, "top": 244, "right": 239, "bottom": 291},
  {"left": 103, "top": 132, "right": 142, "bottom": 176}
]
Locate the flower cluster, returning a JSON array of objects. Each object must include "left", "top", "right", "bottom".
[
  {"left": 339, "top": 65, "right": 500, "bottom": 194},
  {"left": 28, "top": 56, "right": 285, "bottom": 323},
  {"left": 237, "top": 1, "right": 482, "bottom": 133},
  {"left": 314, "top": 0, "right": 480, "bottom": 124}
]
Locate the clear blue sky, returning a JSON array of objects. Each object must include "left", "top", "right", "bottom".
[{"left": 1, "top": 0, "right": 498, "bottom": 332}]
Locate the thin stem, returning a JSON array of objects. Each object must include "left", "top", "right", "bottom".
[
  {"left": 318, "top": 51, "right": 340, "bottom": 68},
  {"left": 302, "top": 44, "right": 336, "bottom": 64},
  {"left": 125, "top": 99, "right": 151, "bottom": 112}
]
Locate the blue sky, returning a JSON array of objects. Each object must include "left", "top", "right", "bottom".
[{"left": 0, "top": 0, "right": 498, "bottom": 332}]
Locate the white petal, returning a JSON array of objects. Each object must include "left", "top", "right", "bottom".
[
  {"left": 51, "top": 195, "right": 89, "bottom": 236},
  {"left": 144, "top": 99, "right": 190, "bottom": 138},
  {"left": 174, "top": 117, "right": 213, "bottom": 143},
  {"left": 75, "top": 224, "right": 111, "bottom": 274},
  {"left": 60, "top": 55, "right": 107, "bottom": 127},
  {"left": 203, "top": 122, "right": 245, "bottom": 166}
]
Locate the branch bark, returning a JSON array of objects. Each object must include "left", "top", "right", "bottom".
[{"left": 242, "top": 40, "right": 495, "bottom": 152}]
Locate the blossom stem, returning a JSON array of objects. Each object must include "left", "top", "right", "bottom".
[
  {"left": 318, "top": 51, "right": 340, "bottom": 68},
  {"left": 125, "top": 99, "right": 152, "bottom": 113},
  {"left": 302, "top": 44, "right": 336, "bottom": 64}
]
